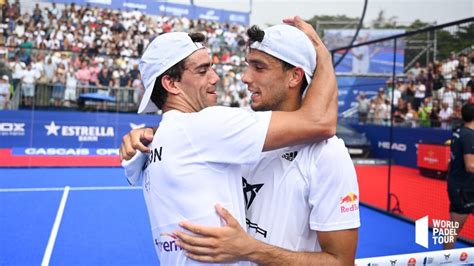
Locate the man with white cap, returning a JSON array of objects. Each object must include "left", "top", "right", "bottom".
[
  {"left": 122, "top": 17, "right": 341, "bottom": 265},
  {"left": 172, "top": 21, "right": 359, "bottom": 265}
]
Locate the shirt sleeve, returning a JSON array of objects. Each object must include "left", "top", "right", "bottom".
[
  {"left": 308, "top": 137, "right": 361, "bottom": 231},
  {"left": 185, "top": 106, "right": 272, "bottom": 166}
]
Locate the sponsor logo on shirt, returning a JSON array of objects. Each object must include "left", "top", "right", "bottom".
[
  {"left": 407, "top": 257, "right": 416, "bottom": 266},
  {"left": 340, "top": 192, "right": 359, "bottom": 213},
  {"left": 155, "top": 232, "right": 182, "bottom": 252},
  {"left": 246, "top": 218, "right": 267, "bottom": 238},
  {"left": 282, "top": 151, "right": 298, "bottom": 161},
  {"left": 242, "top": 177, "right": 263, "bottom": 209},
  {"left": 143, "top": 147, "right": 163, "bottom": 169},
  {"left": 44, "top": 121, "right": 114, "bottom": 142}
]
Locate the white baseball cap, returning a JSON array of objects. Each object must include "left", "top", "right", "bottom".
[
  {"left": 250, "top": 24, "right": 316, "bottom": 87},
  {"left": 138, "top": 32, "right": 205, "bottom": 114}
]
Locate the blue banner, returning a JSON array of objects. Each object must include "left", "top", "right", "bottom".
[
  {"left": 350, "top": 124, "right": 452, "bottom": 168},
  {"left": 43, "top": 0, "right": 249, "bottom": 25},
  {"left": 0, "top": 110, "right": 161, "bottom": 148},
  {"left": 12, "top": 147, "right": 119, "bottom": 156}
]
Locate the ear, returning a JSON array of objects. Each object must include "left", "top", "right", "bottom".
[
  {"left": 161, "top": 75, "right": 181, "bottom": 95},
  {"left": 288, "top": 67, "right": 305, "bottom": 89}
]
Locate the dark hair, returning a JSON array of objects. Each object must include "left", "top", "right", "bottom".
[
  {"left": 150, "top": 33, "right": 206, "bottom": 109},
  {"left": 247, "top": 25, "right": 308, "bottom": 95},
  {"left": 461, "top": 103, "right": 474, "bottom": 123}
]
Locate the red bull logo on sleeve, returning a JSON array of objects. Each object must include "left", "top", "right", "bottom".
[{"left": 340, "top": 192, "right": 359, "bottom": 213}]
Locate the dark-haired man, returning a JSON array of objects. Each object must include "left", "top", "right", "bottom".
[
  {"left": 122, "top": 18, "right": 358, "bottom": 265},
  {"left": 124, "top": 17, "right": 339, "bottom": 265},
  {"left": 172, "top": 22, "right": 359, "bottom": 266},
  {"left": 445, "top": 103, "right": 474, "bottom": 250}
]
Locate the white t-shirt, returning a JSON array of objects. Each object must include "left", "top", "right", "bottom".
[
  {"left": 142, "top": 106, "right": 271, "bottom": 265},
  {"left": 243, "top": 136, "right": 360, "bottom": 252}
]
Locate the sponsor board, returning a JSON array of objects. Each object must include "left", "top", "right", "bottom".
[{"left": 12, "top": 148, "right": 119, "bottom": 156}]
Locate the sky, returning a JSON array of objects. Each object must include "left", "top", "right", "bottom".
[{"left": 185, "top": 0, "right": 473, "bottom": 27}]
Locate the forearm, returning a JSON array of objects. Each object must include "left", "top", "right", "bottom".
[
  {"left": 246, "top": 239, "right": 343, "bottom": 266},
  {"left": 298, "top": 48, "right": 338, "bottom": 138}
]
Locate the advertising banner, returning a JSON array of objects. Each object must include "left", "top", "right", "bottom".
[
  {"left": 0, "top": 110, "right": 161, "bottom": 148},
  {"left": 44, "top": 0, "right": 249, "bottom": 25},
  {"left": 350, "top": 124, "right": 451, "bottom": 168}
]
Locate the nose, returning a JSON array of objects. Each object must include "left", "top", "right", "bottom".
[
  {"left": 210, "top": 68, "right": 220, "bottom": 85},
  {"left": 242, "top": 68, "right": 251, "bottom": 85}
]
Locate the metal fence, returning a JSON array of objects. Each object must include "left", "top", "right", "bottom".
[
  {"left": 9, "top": 82, "right": 141, "bottom": 112},
  {"left": 330, "top": 17, "right": 474, "bottom": 244}
]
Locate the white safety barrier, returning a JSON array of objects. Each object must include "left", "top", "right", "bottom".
[{"left": 355, "top": 247, "right": 474, "bottom": 265}]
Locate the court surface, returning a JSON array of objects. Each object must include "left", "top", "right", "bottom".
[{"left": 0, "top": 168, "right": 470, "bottom": 265}]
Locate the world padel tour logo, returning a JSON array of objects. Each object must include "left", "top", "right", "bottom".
[
  {"left": 415, "top": 216, "right": 458, "bottom": 248},
  {"left": 340, "top": 192, "right": 359, "bottom": 213},
  {"left": 44, "top": 121, "right": 114, "bottom": 142}
]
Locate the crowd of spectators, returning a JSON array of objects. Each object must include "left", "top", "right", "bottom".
[
  {"left": 0, "top": 0, "right": 472, "bottom": 129},
  {"left": 0, "top": 0, "right": 250, "bottom": 110},
  {"left": 357, "top": 52, "right": 474, "bottom": 129}
]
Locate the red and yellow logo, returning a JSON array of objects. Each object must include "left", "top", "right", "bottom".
[
  {"left": 340, "top": 192, "right": 359, "bottom": 213},
  {"left": 340, "top": 192, "right": 358, "bottom": 204}
]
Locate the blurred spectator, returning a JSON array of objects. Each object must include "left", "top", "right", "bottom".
[
  {"left": 460, "top": 85, "right": 471, "bottom": 104},
  {"left": 418, "top": 98, "right": 433, "bottom": 127},
  {"left": 432, "top": 72, "right": 445, "bottom": 100},
  {"left": 451, "top": 77, "right": 463, "bottom": 92},
  {"left": 89, "top": 59, "right": 100, "bottom": 86},
  {"left": 402, "top": 80, "right": 415, "bottom": 106},
  {"left": 0, "top": 75, "right": 10, "bottom": 109},
  {"left": 405, "top": 102, "right": 418, "bottom": 128},
  {"left": 20, "top": 63, "right": 40, "bottom": 107},
  {"left": 43, "top": 57, "right": 56, "bottom": 83},
  {"left": 413, "top": 80, "right": 426, "bottom": 110},
  {"left": 408, "top": 62, "right": 422, "bottom": 79},
  {"left": 442, "top": 84, "right": 457, "bottom": 109},
  {"left": 439, "top": 102, "right": 453, "bottom": 129},
  {"left": 32, "top": 3, "right": 42, "bottom": 24},
  {"left": 131, "top": 72, "right": 143, "bottom": 104},
  {"left": 52, "top": 63, "right": 66, "bottom": 107},
  {"left": 376, "top": 87, "right": 387, "bottom": 103},
  {"left": 64, "top": 68, "right": 77, "bottom": 107},
  {"left": 392, "top": 98, "right": 407, "bottom": 126},
  {"left": 75, "top": 60, "right": 91, "bottom": 92},
  {"left": 9, "top": 55, "right": 24, "bottom": 93},
  {"left": 430, "top": 105, "right": 441, "bottom": 128},
  {"left": 442, "top": 52, "right": 459, "bottom": 80},
  {"left": 97, "top": 67, "right": 111, "bottom": 88},
  {"left": 356, "top": 91, "right": 369, "bottom": 124},
  {"left": 374, "top": 98, "right": 390, "bottom": 125}
]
